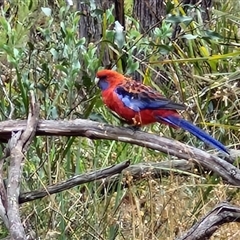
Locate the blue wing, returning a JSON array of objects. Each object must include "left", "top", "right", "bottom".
[{"left": 115, "top": 80, "right": 186, "bottom": 112}]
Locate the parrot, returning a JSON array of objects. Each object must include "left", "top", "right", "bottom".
[{"left": 95, "top": 69, "right": 229, "bottom": 154}]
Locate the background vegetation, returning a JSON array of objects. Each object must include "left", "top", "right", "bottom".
[{"left": 0, "top": 0, "right": 240, "bottom": 239}]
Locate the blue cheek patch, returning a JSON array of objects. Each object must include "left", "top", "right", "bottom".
[{"left": 98, "top": 79, "right": 109, "bottom": 90}]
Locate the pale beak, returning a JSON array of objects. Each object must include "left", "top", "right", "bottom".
[{"left": 94, "top": 77, "right": 99, "bottom": 84}]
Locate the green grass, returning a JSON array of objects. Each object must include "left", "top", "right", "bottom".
[{"left": 0, "top": 0, "right": 240, "bottom": 239}]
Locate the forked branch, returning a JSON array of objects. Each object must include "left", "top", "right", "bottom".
[{"left": 0, "top": 92, "right": 39, "bottom": 239}]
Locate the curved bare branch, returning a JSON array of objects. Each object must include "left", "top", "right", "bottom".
[
  {"left": 19, "top": 160, "right": 192, "bottom": 203},
  {"left": 177, "top": 202, "right": 240, "bottom": 240},
  {"left": 19, "top": 160, "right": 130, "bottom": 203},
  {"left": 0, "top": 119, "right": 238, "bottom": 185}
]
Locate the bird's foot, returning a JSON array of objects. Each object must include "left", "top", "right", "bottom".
[
  {"left": 126, "top": 117, "right": 141, "bottom": 131},
  {"left": 132, "top": 117, "right": 141, "bottom": 126}
]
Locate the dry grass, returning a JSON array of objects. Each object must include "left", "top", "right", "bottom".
[
  {"left": 19, "top": 173, "right": 240, "bottom": 239},
  {"left": 112, "top": 176, "right": 240, "bottom": 239}
]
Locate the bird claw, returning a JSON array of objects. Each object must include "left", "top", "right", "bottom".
[{"left": 132, "top": 117, "right": 141, "bottom": 126}]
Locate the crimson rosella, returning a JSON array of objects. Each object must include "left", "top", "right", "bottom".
[{"left": 95, "top": 69, "right": 229, "bottom": 154}]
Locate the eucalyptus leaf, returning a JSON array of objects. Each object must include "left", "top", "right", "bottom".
[
  {"left": 166, "top": 15, "right": 193, "bottom": 24},
  {"left": 41, "top": 7, "right": 52, "bottom": 17},
  {"left": 114, "top": 21, "right": 125, "bottom": 49},
  {"left": 204, "top": 30, "right": 224, "bottom": 40},
  {"left": 181, "top": 34, "right": 199, "bottom": 40}
]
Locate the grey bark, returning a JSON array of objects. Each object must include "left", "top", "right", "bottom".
[
  {"left": 19, "top": 160, "right": 192, "bottom": 203},
  {"left": 0, "top": 118, "right": 237, "bottom": 185},
  {"left": 177, "top": 202, "right": 240, "bottom": 240},
  {"left": 0, "top": 92, "right": 39, "bottom": 239}
]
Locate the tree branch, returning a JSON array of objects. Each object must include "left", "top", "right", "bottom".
[
  {"left": 177, "top": 202, "right": 240, "bottom": 240},
  {"left": 0, "top": 119, "right": 238, "bottom": 185},
  {"left": 19, "top": 160, "right": 193, "bottom": 204},
  {"left": 0, "top": 154, "right": 9, "bottom": 228},
  {"left": 5, "top": 92, "right": 39, "bottom": 239},
  {"left": 19, "top": 160, "right": 130, "bottom": 203}
]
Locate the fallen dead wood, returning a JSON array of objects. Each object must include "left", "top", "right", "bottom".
[{"left": 176, "top": 201, "right": 240, "bottom": 240}]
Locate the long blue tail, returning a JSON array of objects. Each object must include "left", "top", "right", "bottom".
[{"left": 156, "top": 115, "right": 229, "bottom": 154}]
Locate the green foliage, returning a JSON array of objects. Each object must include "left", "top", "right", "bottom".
[{"left": 0, "top": 0, "right": 240, "bottom": 239}]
